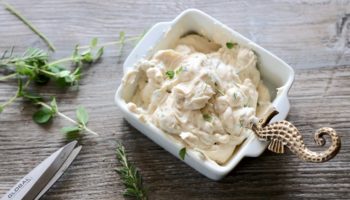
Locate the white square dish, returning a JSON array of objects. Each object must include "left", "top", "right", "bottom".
[{"left": 115, "top": 9, "right": 294, "bottom": 180}]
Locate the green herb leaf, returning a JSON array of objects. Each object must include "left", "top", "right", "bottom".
[
  {"left": 0, "top": 106, "right": 3, "bottom": 113},
  {"left": 203, "top": 114, "right": 212, "bottom": 122},
  {"left": 15, "top": 63, "right": 35, "bottom": 78},
  {"left": 76, "top": 106, "right": 89, "bottom": 125},
  {"left": 179, "top": 147, "right": 186, "bottom": 160},
  {"left": 61, "top": 126, "right": 81, "bottom": 134},
  {"left": 81, "top": 50, "right": 93, "bottom": 63},
  {"left": 33, "top": 107, "right": 53, "bottom": 124},
  {"left": 90, "top": 38, "right": 98, "bottom": 48},
  {"left": 165, "top": 70, "right": 175, "bottom": 79},
  {"left": 61, "top": 126, "right": 82, "bottom": 140},
  {"left": 226, "top": 42, "right": 236, "bottom": 49},
  {"left": 50, "top": 98, "right": 58, "bottom": 114},
  {"left": 95, "top": 47, "right": 104, "bottom": 61}
]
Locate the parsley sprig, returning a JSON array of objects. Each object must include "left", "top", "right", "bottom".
[{"left": 116, "top": 143, "right": 148, "bottom": 200}]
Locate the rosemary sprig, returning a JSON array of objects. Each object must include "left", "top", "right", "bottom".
[
  {"left": 2, "top": 1, "right": 56, "bottom": 51},
  {"left": 115, "top": 143, "right": 147, "bottom": 200}
]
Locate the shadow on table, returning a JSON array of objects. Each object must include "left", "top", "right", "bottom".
[{"left": 118, "top": 119, "right": 311, "bottom": 200}]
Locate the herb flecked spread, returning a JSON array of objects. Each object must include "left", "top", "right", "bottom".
[{"left": 122, "top": 34, "right": 273, "bottom": 164}]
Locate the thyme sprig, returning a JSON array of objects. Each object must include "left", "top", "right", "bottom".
[
  {"left": 34, "top": 98, "right": 98, "bottom": 139},
  {"left": 0, "top": 38, "right": 103, "bottom": 112},
  {"left": 116, "top": 143, "right": 148, "bottom": 200},
  {"left": 0, "top": 35, "right": 142, "bottom": 139}
]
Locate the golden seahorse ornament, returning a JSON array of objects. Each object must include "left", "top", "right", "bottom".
[{"left": 252, "top": 109, "right": 341, "bottom": 162}]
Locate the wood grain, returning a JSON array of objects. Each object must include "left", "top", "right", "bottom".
[{"left": 0, "top": 0, "right": 350, "bottom": 199}]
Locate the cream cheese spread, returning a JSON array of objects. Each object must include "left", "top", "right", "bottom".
[{"left": 122, "top": 34, "right": 273, "bottom": 165}]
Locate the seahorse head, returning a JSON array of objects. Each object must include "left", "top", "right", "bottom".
[{"left": 252, "top": 108, "right": 279, "bottom": 132}]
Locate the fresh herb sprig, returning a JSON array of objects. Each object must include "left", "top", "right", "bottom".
[
  {"left": 116, "top": 143, "right": 148, "bottom": 200},
  {"left": 0, "top": 38, "right": 103, "bottom": 112},
  {"left": 33, "top": 98, "right": 98, "bottom": 139},
  {"left": 0, "top": 34, "right": 142, "bottom": 138}
]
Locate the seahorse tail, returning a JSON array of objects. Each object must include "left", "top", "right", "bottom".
[{"left": 302, "top": 127, "right": 341, "bottom": 162}]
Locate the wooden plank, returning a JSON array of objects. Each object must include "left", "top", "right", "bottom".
[{"left": 0, "top": 0, "right": 350, "bottom": 199}]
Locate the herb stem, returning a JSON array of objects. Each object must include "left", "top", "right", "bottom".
[
  {"left": 1, "top": 93, "right": 18, "bottom": 108},
  {"left": 2, "top": 1, "right": 56, "bottom": 51},
  {"left": 46, "top": 57, "right": 74, "bottom": 67},
  {"left": 39, "top": 69, "right": 57, "bottom": 77},
  {"left": 38, "top": 102, "right": 99, "bottom": 136},
  {"left": 77, "top": 36, "right": 141, "bottom": 49},
  {"left": 0, "top": 73, "right": 16, "bottom": 81},
  {"left": 0, "top": 86, "right": 20, "bottom": 108},
  {"left": 24, "top": 79, "right": 31, "bottom": 88},
  {"left": 23, "top": 63, "right": 58, "bottom": 77}
]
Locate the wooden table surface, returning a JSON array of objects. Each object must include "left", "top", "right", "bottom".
[{"left": 1, "top": 0, "right": 350, "bottom": 199}]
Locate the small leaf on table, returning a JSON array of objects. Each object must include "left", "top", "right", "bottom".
[
  {"left": 95, "top": 47, "right": 104, "bottom": 61},
  {"left": 61, "top": 126, "right": 81, "bottom": 140},
  {"left": 61, "top": 126, "right": 81, "bottom": 134},
  {"left": 76, "top": 106, "right": 89, "bottom": 125},
  {"left": 90, "top": 38, "right": 98, "bottom": 48},
  {"left": 50, "top": 98, "right": 58, "bottom": 114},
  {"left": 33, "top": 107, "right": 53, "bottom": 124}
]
